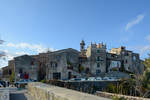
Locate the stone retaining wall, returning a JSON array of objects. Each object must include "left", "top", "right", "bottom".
[
  {"left": 96, "top": 91, "right": 150, "bottom": 100},
  {"left": 28, "top": 82, "right": 110, "bottom": 100},
  {"left": 48, "top": 80, "right": 119, "bottom": 94}
]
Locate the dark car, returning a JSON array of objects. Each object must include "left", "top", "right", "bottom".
[
  {"left": 14, "top": 79, "right": 34, "bottom": 88},
  {"left": 0, "top": 81, "right": 6, "bottom": 87}
]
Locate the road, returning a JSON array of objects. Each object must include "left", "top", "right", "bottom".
[{"left": 9, "top": 87, "right": 34, "bottom": 100}]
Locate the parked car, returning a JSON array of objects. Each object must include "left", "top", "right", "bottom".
[
  {"left": 70, "top": 78, "right": 86, "bottom": 82},
  {"left": 69, "top": 78, "right": 81, "bottom": 81},
  {"left": 107, "top": 77, "right": 116, "bottom": 81},
  {"left": 80, "top": 78, "right": 86, "bottom": 81},
  {"left": 0, "top": 81, "right": 6, "bottom": 87},
  {"left": 102, "top": 77, "right": 109, "bottom": 80},
  {"left": 87, "top": 77, "right": 96, "bottom": 81},
  {"left": 15, "top": 79, "right": 34, "bottom": 88},
  {"left": 0, "top": 83, "right": 3, "bottom": 87},
  {"left": 95, "top": 77, "right": 102, "bottom": 81}
]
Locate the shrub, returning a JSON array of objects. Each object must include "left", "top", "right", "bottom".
[
  {"left": 119, "top": 97, "right": 126, "bottom": 100},
  {"left": 112, "top": 96, "right": 119, "bottom": 100},
  {"left": 40, "top": 79, "right": 46, "bottom": 83},
  {"left": 112, "top": 96, "right": 127, "bottom": 100}
]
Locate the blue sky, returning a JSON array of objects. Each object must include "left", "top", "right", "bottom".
[{"left": 0, "top": 0, "right": 150, "bottom": 67}]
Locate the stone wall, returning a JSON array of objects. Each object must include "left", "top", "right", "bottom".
[
  {"left": 28, "top": 82, "right": 110, "bottom": 100},
  {"left": 96, "top": 91, "right": 150, "bottom": 100}
]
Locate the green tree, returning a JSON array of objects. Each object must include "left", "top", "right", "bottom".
[
  {"left": 144, "top": 55, "right": 150, "bottom": 69},
  {"left": 9, "top": 71, "right": 15, "bottom": 82},
  {"left": 107, "top": 83, "right": 117, "bottom": 93}
]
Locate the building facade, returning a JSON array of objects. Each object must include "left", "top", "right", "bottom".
[
  {"left": 8, "top": 55, "right": 39, "bottom": 81},
  {"left": 4, "top": 40, "right": 145, "bottom": 81},
  {"left": 79, "top": 40, "right": 144, "bottom": 76},
  {"left": 44, "top": 48, "right": 80, "bottom": 80}
]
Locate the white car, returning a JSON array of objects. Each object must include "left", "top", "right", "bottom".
[
  {"left": 69, "top": 78, "right": 82, "bottom": 82},
  {"left": 88, "top": 77, "right": 96, "bottom": 81},
  {"left": 80, "top": 78, "right": 86, "bottom": 81},
  {"left": 109, "top": 77, "right": 118, "bottom": 81},
  {"left": 103, "top": 77, "right": 109, "bottom": 80},
  {"left": 96, "top": 77, "right": 102, "bottom": 81}
]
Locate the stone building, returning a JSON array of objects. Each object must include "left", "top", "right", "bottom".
[
  {"left": 79, "top": 40, "right": 144, "bottom": 76},
  {"left": 106, "top": 53, "right": 122, "bottom": 72},
  {"left": 4, "top": 40, "right": 145, "bottom": 81},
  {"left": 1, "top": 60, "right": 15, "bottom": 81},
  {"left": 2, "top": 66, "right": 11, "bottom": 81},
  {"left": 109, "top": 46, "right": 144, "bottom": 74},
  {"left": 33, "top": 40, "right": 145, "bottom": 80},
  {"left": 8, "top": 55, "right": 39, "bottom": 81},
  {"left": 80, "top": 42, "right": 107, "bottom": 76},
  {"left": 44, "top": 48, "right": 80, "bottom": 80}
]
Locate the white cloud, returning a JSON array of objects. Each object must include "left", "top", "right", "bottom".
[
  {"left": 15, "top": 52, "right": 29, "bottom": 55},
  {"left": 139, "top": 45, "right": 150, "bottom": 54},
  {"left": 125, "top": 14, "right": 145, "bottom": 31},
  {"left": 0, "top": 50, "right": 32, "bottom": 67},
  {"left": 0, "top": 42, "right": 55, "bottom": 67},
  {"left": 7, "top": 42, "right": 54, "bottom": 53},
  {"left": 131, "top": 45, "right": 150, "bottom": 59}
]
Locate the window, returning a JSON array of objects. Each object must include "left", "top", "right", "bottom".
[
  {"left": 97, "top": 50, "right": 100, "bottom": 53},
  {"left": 9, "top": 70, "right": 12, "bottom": 75},
  {"left": 19, "top": 69, "right": 22, "bottom": 73},
  {"left": 133, "top": 56, "right": 136, "bottom": 61},
  {"left": 55, "top": 63, "right": 57, "bottom": 67},
  {"left": 53, "top": 72, "right": 61, "bottom": 79},
  {"left": 125, "top": 53, "right": 129, "bottom": 56},
  {"left": 125, "top": 59, "right": 128, "bottom": 63},
  {"left": 96, "top": 70, "right": 101, "bottom": 75},
  {"left": 97, "top": 63, "right": 100, "bottom": 67},
  {"left": 50, "top": 62, "right": 57, "bottom": 70},
  {"left": 97, "top": 56, "right": 100, "bottom": 61},
  {"left": 30, "top": 61, "right": 34, "bottom": 65}
]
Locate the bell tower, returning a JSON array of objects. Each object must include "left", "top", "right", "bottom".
[{"left": 80, "top": 40, "right": 85, "bottom": 56}]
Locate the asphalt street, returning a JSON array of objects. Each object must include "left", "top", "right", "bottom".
[
  {"left": 9, "top": 88, "right": 34, "bottom": 100},
  {"left": 10, "top": 93, "right": 27, "bottom": 100}
]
